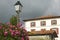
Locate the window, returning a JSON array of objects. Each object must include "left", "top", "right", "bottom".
[
  {"left": 31, "top": 22, "right": 35, "bottom": 27},
  {"left": 51, "top": 20, "right": 57, "bottom": 25},
  {"left": 41, "top": 21, "right": 46, "bottom": 26}
]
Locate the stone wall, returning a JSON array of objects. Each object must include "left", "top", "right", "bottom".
[{"left": 29, "top": 35, "right": 51, "bottom": 40}]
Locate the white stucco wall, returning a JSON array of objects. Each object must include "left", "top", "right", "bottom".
[{"left": 24, "top": 18, "right": 60, "bottom": 40}]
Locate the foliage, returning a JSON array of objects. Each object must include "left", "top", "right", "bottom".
[
  {"left": 0, "top": 22, "right": 29, "bottom": 40},
  {"left": 10, "top": 15, "right": 17, "bottom": 26},
  {"left": 0, "top": 15, "right": 29, "bottom": 40}
]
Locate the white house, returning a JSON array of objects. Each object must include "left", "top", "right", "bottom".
[{"left": 23, "top": 16, "right": 60, "bottom": 40}]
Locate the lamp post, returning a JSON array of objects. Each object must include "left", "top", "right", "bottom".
[{"left": 14, "top": 1, "right": 23, "bottom": 24}]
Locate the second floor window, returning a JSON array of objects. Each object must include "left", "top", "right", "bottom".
[
  {"left": 41, "top": 21, "right": 46, "bottom": 26},
  {"left": 51, "top": 20, "right": 57, "bottom": 25},
  {"left": 31, "top": 22, "right": 35, "bottom": 27}
]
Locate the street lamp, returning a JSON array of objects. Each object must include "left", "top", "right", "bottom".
[{"left": 14, "top": 1, "right": 23, "bottom": 24}]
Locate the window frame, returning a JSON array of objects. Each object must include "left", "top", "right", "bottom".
[
  {"left": 41, "top": 21, "right": 46, "bottom": 26},
  {"left": 31, "top": 22, "right": 36, "bottom": 27},
  {"left": 51, "top": 20, "right": 57, "bottom": 25}
]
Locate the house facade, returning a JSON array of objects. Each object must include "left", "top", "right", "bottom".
[{"left": 23, "top": 16, "right": 60, "bottom": 40}]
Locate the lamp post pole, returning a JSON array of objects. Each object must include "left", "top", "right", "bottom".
[
  {"left": 16, "top": 11, "right": 20, "bottom": 24},
  {"left": 14, "top": 1, "right": 23, "bottom": 24}
]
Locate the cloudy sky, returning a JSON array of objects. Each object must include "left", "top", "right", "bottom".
[{"left": 0, "top": 0, "right": 60, "bottom": 23}]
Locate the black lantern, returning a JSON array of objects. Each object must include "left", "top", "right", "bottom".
[{"left": 14, "top": 1, "right": 23, "bottom": 12}]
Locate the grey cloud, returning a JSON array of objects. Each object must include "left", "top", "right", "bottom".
[
  {"left": 0, "top": 0, "right": 60, "bottom": 23},
  {"left": 44, "top": 0, "right": 60, "bottom": 16}
]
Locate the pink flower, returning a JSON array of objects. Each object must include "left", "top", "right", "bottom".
[
  {"left": 9, "top": 29, "right": 12, "bottom": 32},
  {"left": 11, "top": 30, "right": 16, "bottom": 36},
  {"left": 0, "top": 26, "right": 2, "bottom": 29},
  {"left": 17, "top": 22, "right": 22, "bottom": 27},
  {"left": 4, "top": 31, "right": 8, "bottom": 36},
  {"left": 9, "top": 25, "right": 13, "bottom": 28},
  {"left": 15, "top": 31, "right": 20, "bottom": 35},
  {"left": 15, "top": 30, "right": 20, "bottom": 36},
  {"left": 21, "top": 37, "right": 24, "bottom": 40},
  {"left": 26, "top": 36, "right": 29, "bottom": 40},
  {"left": 11, "top": 32, "right": 15, "bottom": 36}
]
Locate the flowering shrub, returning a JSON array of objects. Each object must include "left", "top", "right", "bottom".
[{"left": 0, "top": 22, "right": 29, "bottom": 40}]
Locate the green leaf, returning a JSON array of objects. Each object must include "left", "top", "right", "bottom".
[{"left": 10, "top": 15, "right": 17, "bottom": 26}]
